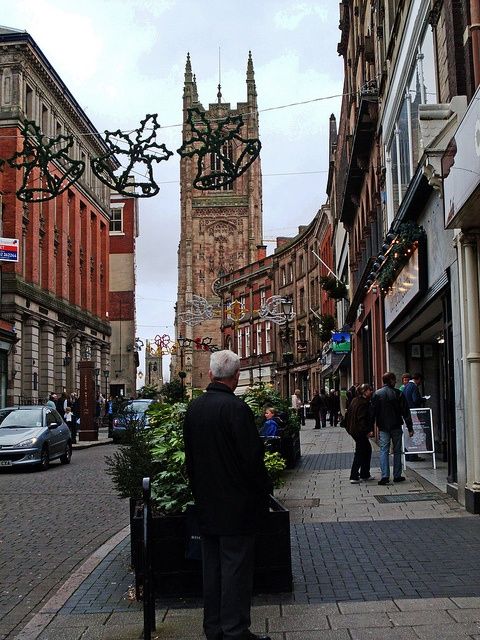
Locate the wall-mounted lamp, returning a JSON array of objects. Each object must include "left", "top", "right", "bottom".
[
  {"left": 63, "top": 353, "right": 72, "bottom": 367},
  {"left": 436, "top": 333, "right": 445, "bottom": 344}
]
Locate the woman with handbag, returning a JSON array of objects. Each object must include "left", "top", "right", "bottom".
[{"left": 345, "top": 384, "right": 375, "bottom": 484}]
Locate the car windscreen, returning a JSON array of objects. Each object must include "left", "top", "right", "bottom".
[
  {"left": 126, "top": 401, "right": 151, "bottom": 414},
  {"left": 0, "top": 409, "right": 44, "bottom": 428}
]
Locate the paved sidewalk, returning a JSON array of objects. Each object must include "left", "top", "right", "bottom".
[{"left": 16, "top": 422, "right": 480, "bottom": 639}]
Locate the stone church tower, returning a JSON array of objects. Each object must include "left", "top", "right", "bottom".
[{"left": 175, "top": 52, "right": 263, "bottom": 392}]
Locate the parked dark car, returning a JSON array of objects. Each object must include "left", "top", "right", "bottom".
[
  {"left": 112, "top": 399, "right": 155, "bottom": 444},
  {"left": 0, "top": 406, "right": 72, "bottom": 471}
]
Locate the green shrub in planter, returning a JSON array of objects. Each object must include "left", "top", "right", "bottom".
[
  {"left": 106, "top": 399, "right": 287, "bottom": 511},
  {"left": 264, "top": 452, "right": 286, "bottom": 488},
  {"left": 148, "top": 402, "right": 193, "bottom": 514}
]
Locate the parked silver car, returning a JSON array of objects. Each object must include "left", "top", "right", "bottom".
[{"left": 0, "top": 406, "right": 72, "bottom": 471}]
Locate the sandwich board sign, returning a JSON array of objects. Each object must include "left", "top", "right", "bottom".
[
  {"left": 0, "top": 238, "right": 19, "bottom": 262},
  {"left": 402, "top": 407, "right": 436, "bottom": 469}
]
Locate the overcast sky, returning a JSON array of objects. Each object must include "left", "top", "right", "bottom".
[{"left": 1, "top": 0, "right": 344, "bottom": 381}]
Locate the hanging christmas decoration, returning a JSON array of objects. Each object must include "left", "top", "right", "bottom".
[
  {"left": 375, "top": 222, "right": 426, "bottom": 294},
  {"left": 177, "top": 107, "right": 261, "bottom": 190},
  {"left": 91, "top": 113, "right": 173, "bottom": 197},
  {"left": 258, "top": 295, "right": 296, "bottom": 326},
  {"left": 178, "top": 294, "right": 220, "bottom": 327},
  {"left": 225, "top": 299, "right": 247, "bottom": 326},
  {"left": 7, "top": 120, "right": 85, "bottom": 202}
]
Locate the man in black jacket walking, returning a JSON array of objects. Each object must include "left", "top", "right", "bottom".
[{"left": 183, "top": 350, "right": 272, "bottom": 640}]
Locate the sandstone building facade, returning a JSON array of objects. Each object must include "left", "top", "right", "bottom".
[{"left": 175, "top": 53, "right": 263, "bottom": 392}]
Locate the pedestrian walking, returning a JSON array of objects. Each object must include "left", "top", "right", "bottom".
[
  {"left": 183, "top": 350, "right": 272, "bottom": 640},
  {"left": 402, "top": 372, "right": 429, "bottom": 459},
  {"left": 309, "top": 389, "right": 322, "bottom": 429},
  {"left": 106, "top": 395, "right": 114, "bottom": 438},
  {"left": 64, "top": 406, "right": 77, "bottom": 443},
  {"left": 328, "top": 389, "right": 340, "bottom": 426},
  {"left": 346, "top": 383, "right": 357, "bottom": 409},
  {"left": 318, "top": 388, "right": 328, "bottom": 428},
  {"left": 56, "top": 392, "right": 68, "bottom": 416},
  {"left": 291, "top": 388, "right": 305, "bottom": 426},
  {"left": 344, "top": 383, "right": 374, "bottom": 483},
  {"left": 399, "top": 372, "right": 411, "bottom": 392},
  {"left": 370, "top": 372, "right": 414, "bottom": 485},
  {"left": 46, "top": 393, "right": 56, "bottom": 409}
]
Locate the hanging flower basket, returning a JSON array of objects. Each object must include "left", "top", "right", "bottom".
[
  {"left": 317, "top": 313, "right": 335, "bottom": 342},
  {"left": 320, "top": 275, "right": 348, "bottom": 300}
]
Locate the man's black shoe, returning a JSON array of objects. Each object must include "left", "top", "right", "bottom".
[
  {"left": 394, "top": 476, "right": 406, "bottom": 482},
  {"left": 242, "top": 633, "right": 272, "bottom": 640},
  {"left": 378, "top": 478, "right": 390, "bottom": 485}
]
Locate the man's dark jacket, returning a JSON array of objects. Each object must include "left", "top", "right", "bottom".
[
  {"left": 345, "top": 396, "right": 372, "bottom": 437},
  {"left": 183, "top": 381, "right": 272, "bottom": 536},
  {"left": 370, "top": 384, "right": 413, "bottom": 432},
  {"left": 402, "top": 380, "right": 423, "bottom": 408}
]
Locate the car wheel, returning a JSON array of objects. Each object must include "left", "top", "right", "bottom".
[
  {"left": 39, "top": 445, "right": 50, "bottom": 471},
  {"left": 60, "top": 442, "right": 72, "bottom": 465}
]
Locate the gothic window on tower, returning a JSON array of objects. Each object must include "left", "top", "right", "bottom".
[{"left": 209, "top": 140, "right": 234, "bottom": 191}]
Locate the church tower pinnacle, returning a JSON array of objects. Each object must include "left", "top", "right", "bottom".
[{"left": 175, "top": 53, "right": 263, "bottom": 392}]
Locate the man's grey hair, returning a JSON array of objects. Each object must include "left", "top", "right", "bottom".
[{"left": 210, "top": 350, "right": 240, "bottom": 380}]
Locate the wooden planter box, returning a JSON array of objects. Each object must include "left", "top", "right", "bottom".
[
  {"left": 281, "top": 432, "right": 301, "bottom": 469},
  {"left": 131, "top": 495, "right": 292, "bottom": 598}
]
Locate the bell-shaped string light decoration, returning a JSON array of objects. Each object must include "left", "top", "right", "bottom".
[
  {"left": 91, "top": 114, "right": 173, "bottom": 197},
  {"left": 7, "top": 120, "right": 85, "bottom": 202},
  {"left": 177, "top": 108, "right": 261, "bottom": 190}
]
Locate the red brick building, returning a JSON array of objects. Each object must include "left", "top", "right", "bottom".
[
  {"left": 217, "top": 248, "right": 274, "bottom": 393},
  {"left": 0, "top": 27, "right": 112, "bottom": 404}
]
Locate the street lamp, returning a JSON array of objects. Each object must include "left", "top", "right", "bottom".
[
  {"left": 280, "top": 296, "right": 294, "bottom": 399},
  {"left": 177, "top": 335, "right": 189, "bottom": 400},
  {"left": 103, "top": 369, "right": 109, "bottom": 397}
]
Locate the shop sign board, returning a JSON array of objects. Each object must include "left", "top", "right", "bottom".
[
  {"left": 402, "top": 408, "right": 436, "bottom": 468},
  {"left": 443, "top": 84, "right": 480, "bottom": 229},
  {"left": 384, "top": 250, "right": 419, "bottom": 329},
  {"left": 0, "top": 237, "right": 19, "bottom": 262},
  {"left": 331, "top": 332, "right": 351, "bottom": 353}
]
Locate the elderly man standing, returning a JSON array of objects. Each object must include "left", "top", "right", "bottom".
[
  {"left": 183, "top": 350, "right": 272, "bottom": 640},
  {"left": 371, "top": 372, "right": 414, "bottom": 486}
]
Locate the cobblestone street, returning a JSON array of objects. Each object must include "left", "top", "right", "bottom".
[{"left": 0, "top": 444, "right": 128, "bottom": 639}]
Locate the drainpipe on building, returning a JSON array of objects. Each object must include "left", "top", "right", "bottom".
[
  {"left": 471, "top": 0, "right": 480, "bottom": 88},
  {"left": 458, "top": 233, "right": 480, "bottom": 512}
]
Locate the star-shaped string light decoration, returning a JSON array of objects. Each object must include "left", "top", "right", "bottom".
[
  {"left": 177, "top": 108, "right": 261, "bottom": 190},
  {"left": 91, "top": 114, "right": 173, "bottom": 197},
  {"left": 7, "top": 120, "right": 85, "bottom": 202}
]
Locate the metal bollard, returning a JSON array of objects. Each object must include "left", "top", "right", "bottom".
[{"left": 142, "top": 477, "right": 156, "bottom": 639}]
